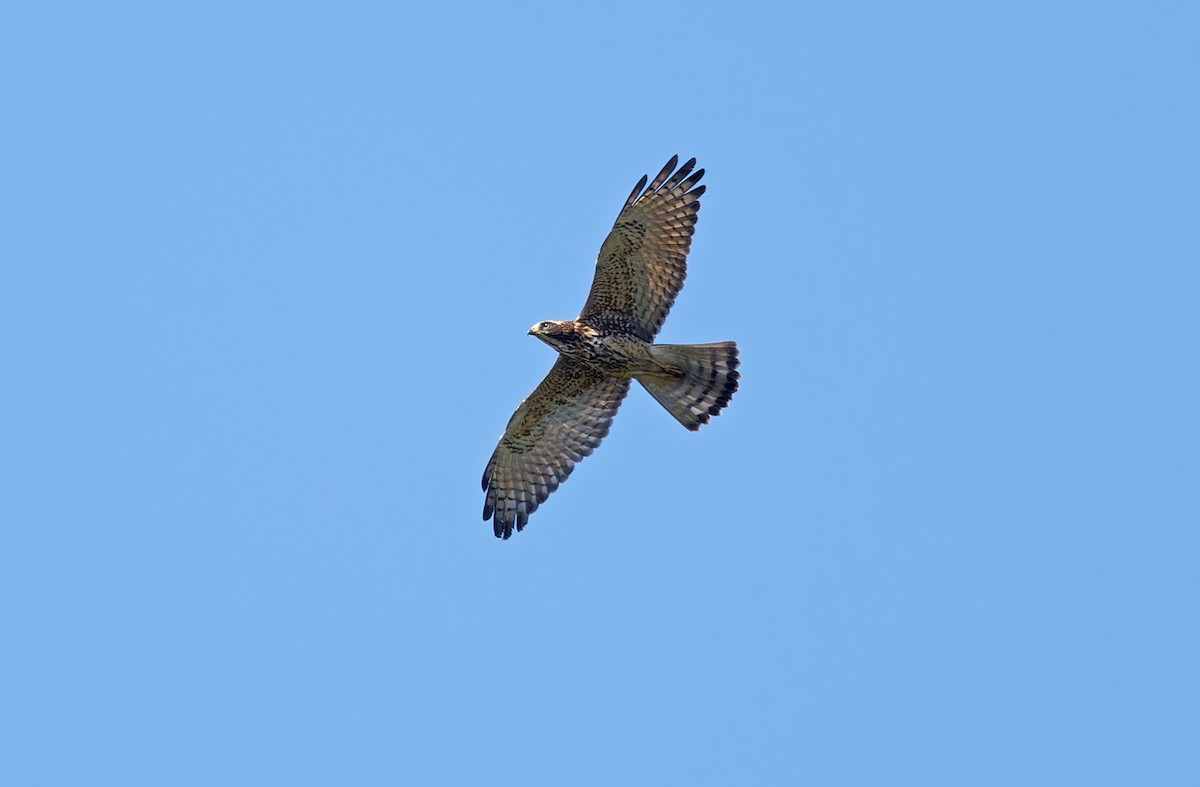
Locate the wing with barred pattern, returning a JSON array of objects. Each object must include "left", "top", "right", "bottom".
[
  {"left": 482, "top": 357, "right": 631, "bottom": 539},
  {"left": 578, "top": 155, "right": 706, "bottom": 341}
]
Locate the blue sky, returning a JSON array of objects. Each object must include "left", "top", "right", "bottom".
[{"left": 2, "top": 1, "right": 1198, "bottom": 784}]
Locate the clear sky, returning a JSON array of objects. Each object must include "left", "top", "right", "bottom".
[{"left": 2, "top": 2, "right": 1198, "bottom": 785}]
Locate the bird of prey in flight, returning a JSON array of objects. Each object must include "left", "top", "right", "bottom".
[{"left": 482, "top": 155, "right": 740, "bottom": 538}]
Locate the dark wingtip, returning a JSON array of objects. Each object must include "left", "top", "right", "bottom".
[
  {"left": 624, "top": 173, "right": 650, "bottom": 210},
  {"left": 494, "top": 514, "right": 512, "bottom": 539},
  {"left": 647, "top": 155, "right": 679, "bottom": 193}
]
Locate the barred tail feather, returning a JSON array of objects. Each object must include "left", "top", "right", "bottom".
[{"left": 637, "top": 342, "right": 740, "bottom": 431}]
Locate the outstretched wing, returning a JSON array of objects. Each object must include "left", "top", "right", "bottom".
[
  {"left": 482, "top": 357, "right": 631, "bottom": 539},
  {"left": 578, "top": 155, "right": 706, "bottom": 341}
]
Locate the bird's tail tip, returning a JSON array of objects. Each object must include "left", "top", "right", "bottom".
[{"left": 638, "top": 341, "right": 739, "bottom": 430}]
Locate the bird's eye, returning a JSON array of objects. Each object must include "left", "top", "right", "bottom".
[{"left": 541, "top": 322, "right": 551, "bottom": 329}]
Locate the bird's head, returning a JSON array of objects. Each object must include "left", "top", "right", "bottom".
[{"left": 528, "top": 320, "right": 574, "bottom": 350}]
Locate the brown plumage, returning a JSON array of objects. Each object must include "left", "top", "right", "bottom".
[{"left": 482, "top": 156, "right": 740, "bottom": 539}]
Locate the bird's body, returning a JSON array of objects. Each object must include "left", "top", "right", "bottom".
[
  {"left": 482, "top": 156, "right": 739, "bottom": 538},
  {"left": 529, "top": 320, "right": 658, "bottom": 376}
]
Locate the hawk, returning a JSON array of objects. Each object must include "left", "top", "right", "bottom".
[{"left": 482, "top": 155, "right": 740, "bottom": 538}]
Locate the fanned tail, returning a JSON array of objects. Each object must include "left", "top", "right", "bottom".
[{"left": 637, "top": 342, "right": 740, "bottom": 430}]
